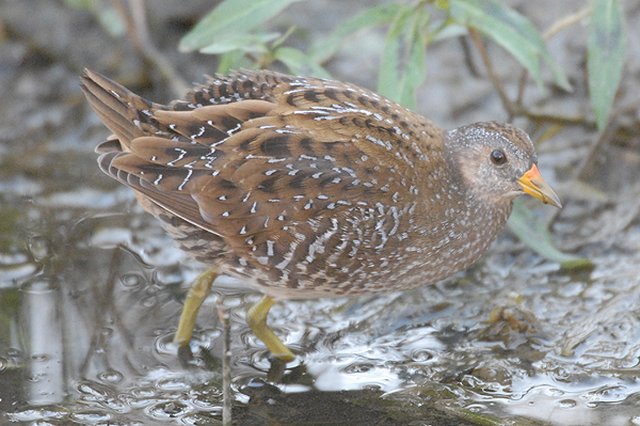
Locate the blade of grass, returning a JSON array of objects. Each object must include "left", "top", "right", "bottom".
[
  {"left": 588, "top": 0, "right": 625, "bottom": 131},
  {"left": 309, "top": 3, "right": 403, "bottom": 64},
  {"left": 397, "top": 9, "right": 429, "bottom": 109},
  {"left": 450, "top": 0, "right": 569, "bottom": 90},
  {"left": 274, "top": 47, "right": 331, "bottom": 78},
  {"left": 216, "top": 50, "right": 249, "bottom": 74},
  {"left": 377, "top": 6, "right": 429, "bottom": 110},
  {"left": 377, "top": 7, "right": 411, "bottom": 100},
  {"left": 179, "top": 0, "right": 303, "bottom": 52},
  {"left": 507, "top": 201, "right": 592, "bottom": 270},
  {"left": 200, "top": 32, "right": 281, "bottom": 55}
]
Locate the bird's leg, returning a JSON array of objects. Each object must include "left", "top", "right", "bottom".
[
  {"left": 247, "top": 295, "right": 295, "bottom": 362},
  {"left": 174, "top": 268, "right": 218, "bottom": 347}
]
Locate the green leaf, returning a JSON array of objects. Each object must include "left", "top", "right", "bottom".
[
  {"left": 274, "top": 47, "right": 331, "bottom": 78},
  {"left": 309, "top": 3, "right": 404, "bottom": 64},
  {"left": 216, "top": 50, "right": 250, "bottom": 74},
  {"left": 398, "top": 15, "right": 429, "bottom": 109},
  {"left": 588, "top": 0, "right": 625, "bottom": 131},
  {"left": 179, "top": 0, "right": 303, "bottom": 52},
  {"left": 450, "top": 0, "right": 570, "bottom": 90},
  {"left": 507, "top": 201, "right": 592, "bottom": 270},
  {"left": 377, "top": 6, "right": 428, "bottom": 110},
  {"left": 200, "top": 32, "right": 281, "bottom": 55},
  {"left": 431, "top": 22, "right": 468, "bottom": 42},
  {"left": 96, "top": 6, "right": 126, "bottom": 37},
  {"left": 377, "top": 7, "right": 412, "bottom": 101}
]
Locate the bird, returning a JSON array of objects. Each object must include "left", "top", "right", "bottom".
[{"left": 80, "top": 68, "right": 561, "bottom": 362}]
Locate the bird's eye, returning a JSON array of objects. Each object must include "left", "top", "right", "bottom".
[{"left": 490, "top": 149, "right": 507, "bottom": 165}]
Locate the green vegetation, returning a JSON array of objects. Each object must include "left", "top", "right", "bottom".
[{"left": 179, "top": 0, "right": 624, "bottom": 131}]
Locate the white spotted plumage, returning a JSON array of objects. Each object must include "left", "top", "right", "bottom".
[{"left": 82, "top": 68, "right": 539, "bottom": 300}]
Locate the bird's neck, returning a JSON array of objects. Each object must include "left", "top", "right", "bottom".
[{"left": 407, "top": 188, "right": 512, "bottom": 285}]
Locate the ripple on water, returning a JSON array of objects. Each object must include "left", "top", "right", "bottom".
[
  {"left": 146, "top": 400, "right": 190, "bottom": 420},
  {"left": 0, "top": 252, "right": 38, "bottom": 284},
  {"left": 119, "top": 271, "right": 146, "bottom": 289},
  {"left": 77, "top": 381, "right": 110, "bottom": 399},
  {"left": 97, "top": 368, "right": 124, "bottom": 384},
  {"left": 8, "top": 406, "right": 69, "bottom": 422},
  {"left": 558, "top": 398, "right": 578, "bottom": 408},
  {"left": 155, "top": 331, "right": 179, "bottom": 356},
  {"left": 180, "top": 411, "right": 222, "bottom": 425},
  {"left": 156, "top": 376, "right": 191, "bottom": 392},
  {"left": 190, "top": 387, "right": 223, "bottom": 410},
  {"left": 69, "top": 410, "right": 112, "bottom": 424},
  {"left": 27, "top": 235, "right": 50, "bottom": 261},
  {"left": 409, "top": 348, "right": 435, "bottom": 363}
]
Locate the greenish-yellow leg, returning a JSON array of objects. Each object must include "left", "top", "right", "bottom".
[
  {"left": 174, "top": 270, "right": 294, "bottom": 362},
  {"left": 247, "top": 295, "right": 295, "bottom": 362},
  {"left": 174, "top": 268, "right": 217, "bottom": 347}
]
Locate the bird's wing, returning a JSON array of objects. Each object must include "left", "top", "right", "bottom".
[{"left": 82, "top": 69, "right": 445, "bottom": 272}]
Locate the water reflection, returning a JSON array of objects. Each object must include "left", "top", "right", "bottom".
[
  {"left": 2, "top": 204, "right": 640, "bottom": 424},
  {"left": 22, "top": 279, "right": 65, "bottom": 406}
]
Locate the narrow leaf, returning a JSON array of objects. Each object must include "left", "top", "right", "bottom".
[
  {"left": 179, "top": 0, "right": 303, "bottom": 52},
  {"left": 507, "top": 201, "right": 592, "bottom": 270},
  {"left": 309, "top": 3, "right": 403, "bottom": 63},
  {"left": 200, "top": 32, "right": 281, "bottom": 55},
  {"left": 274, "top": 47, "right": 331, "bottom": 78},
  {"left": 431, "top": 22, "right": 468, "bottom": 42},
  {"left": 377, "top": 6, "right": 414, "bottom": 102},
  {"left": 377, "top": 6, "right": 429, "bottom": 110},
  {"left": 450, "top": 0, "right": 569, "bottom": 90},
  {"left": 397, "top": 12, "right": 429, "bottom": 109},
  {"left": 216, "top": 50, "right": 249, "bottom": 74},
  {"left": 588, "top": 0, "right": 625, "bottom": 130}
]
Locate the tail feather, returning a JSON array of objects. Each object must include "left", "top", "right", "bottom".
[{"left": 80, "top": 69, "right": 155, "bottom": 149}]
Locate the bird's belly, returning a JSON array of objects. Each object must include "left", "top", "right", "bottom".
[
  {"left": 219, "top": 229, "right": 497, "bottom": 300},
  {"left": 136, "top": 192, "right": 506, "bottom": 300}
]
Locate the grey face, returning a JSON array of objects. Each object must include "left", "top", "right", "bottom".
[{"left": 444, "top": 122, "right": 537, "bottom": 204}]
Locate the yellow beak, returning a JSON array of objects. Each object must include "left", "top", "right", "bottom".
[{"left": 517, "top": 164, "right": 562, "bottom": 208}]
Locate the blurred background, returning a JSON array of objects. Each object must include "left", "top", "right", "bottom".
[{"left": 1, "top": 0, "right": 640, "bottom": 424}]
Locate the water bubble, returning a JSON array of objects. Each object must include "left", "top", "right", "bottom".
[
  {"left": 30, "top": 353, "right": 50, "bottom": 362},
  {"left": 28, "top": 235, "right": 50, "bottom": 261},
  {"left": 343, "top": 362, "right": 374, "bottom": 374},
  {"left": 120, "top": 272, "right": 145, "bottom": 289},
  {"left": 97, "top": 369, "right": 123, "bottom": 384},
  {"left": 100, "top": 326, "right": 114, "bottom": 339},
  {"left": 146, "top": 401, "right": 190, "bottom": 419},
  {"left": 557, "top": 398, "right": 577, "bottom": 408},
  {"left": 6, "top": 347, "right": 24, "bottom": 360},
  {"left": 465, "top": 403, "right": 487, "bottom": 413},
  {"left": 410, "top": 349, "right": 434, "bottom": 363}
]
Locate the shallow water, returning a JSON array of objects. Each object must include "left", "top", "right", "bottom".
[
  {"left": 2, "top": 1, "right": 640, "bottom": 424},
  {"left": 2, "top": 126, "right": 640, "bottom": 424}
]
